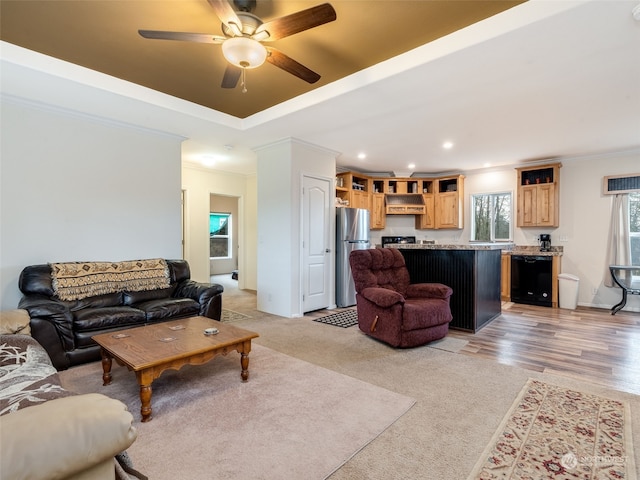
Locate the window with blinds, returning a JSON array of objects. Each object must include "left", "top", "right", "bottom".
[{"left": 603, "top": 173, "right": 640, "bottom": 194}]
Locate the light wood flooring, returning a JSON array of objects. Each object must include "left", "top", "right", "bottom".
[
  {"left": 449, "top": 302, "right": 640, "bottom": 395},
  {"left": 212, "top": 275, "right": 640, "bottom": 395}
]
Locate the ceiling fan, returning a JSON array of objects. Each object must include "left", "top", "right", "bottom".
[{"left": 139, "top": 0, "right": 336, "bottom": 92}]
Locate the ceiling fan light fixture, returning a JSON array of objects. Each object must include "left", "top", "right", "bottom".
[{"left": 222, "top": 37, "right": 267, "bottom": 69}]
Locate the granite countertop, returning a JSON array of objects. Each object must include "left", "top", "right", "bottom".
[
  {"left": 385, "top": 243, "right": 506, "bottom": 251},
  {"left": 384, "top": 243, "right": 563, "bottom": 256},
  {"left": 505, "top": 245, "right": 563, "bottom": 257}
]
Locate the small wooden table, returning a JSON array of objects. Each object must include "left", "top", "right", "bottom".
[{"left": 92, "top": 316, "right": 259, "bottom": 422}]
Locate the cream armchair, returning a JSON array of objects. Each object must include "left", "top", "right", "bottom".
[{"left": 0, "top": 309, "right": 139, "bottom": 480}]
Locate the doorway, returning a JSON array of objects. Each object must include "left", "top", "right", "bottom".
[{"left": 210, "top": 194, "right": 239, "bottom": 276}]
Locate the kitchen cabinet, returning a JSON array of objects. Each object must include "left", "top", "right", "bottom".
[
  {"left": 516, "top": 163, "right": 561, "bottom": 227},
  {"left": 385, "top": 179, "right": 421, "bottom": 194},
  {"left": 350, "top": 188, "right": 370, "bottom": 209},
  {"left": 384, "top": 177, "right": 426, "bottom": 215},
  {"left": 336, "top": 172, "right": 370, "bottom": 211},
  {"left": 501, "top": 253, "right": 510, "bottom": 301},
  {"left": 336, "top": 171, "right": 463, "bottom": 229},
  {"left": 370, "top": 193, "right": 386, "bottom": 229},
  {"left": 434, "top": 175, "right": 464, "bottom": 229},
  {"left": 551, "top": 255, "right": 561, "bottom": 308},
  {"left": 415, "top": 194, "right": 435, "bottom": 229}
]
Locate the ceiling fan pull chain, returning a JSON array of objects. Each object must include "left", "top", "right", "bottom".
[{"left": 241, "top": 67, "right": 247, "bottom": 94}]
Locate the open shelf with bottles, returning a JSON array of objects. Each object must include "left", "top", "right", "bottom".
[{"left": 520, "top": 167, "right": 555, "bottom": 186}]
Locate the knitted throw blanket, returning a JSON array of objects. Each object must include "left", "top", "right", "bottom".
[{"left": 50, "top": 259, "right": 171, "bottom": 301}]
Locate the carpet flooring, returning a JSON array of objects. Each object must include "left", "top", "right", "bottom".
[
  {"left": 59, "top": 344, "right": 415, "bottom": 480},
  {"left": 228, "top": 314, "right": 640, "bottom": 480},
  {"left": 312, "top": 309, "right": 358, "bottom": 328}
]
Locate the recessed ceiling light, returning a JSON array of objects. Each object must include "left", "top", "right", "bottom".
[
  {"left": 357, "top": 152, "right": 366, "bottom": 160},
  {"left": 408, "top": 163, "right": 416, "bottom": 169},
  {"left": 443, "top": 141, "right": 454, "bottom": 150}
]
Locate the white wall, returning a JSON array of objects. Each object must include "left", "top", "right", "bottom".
[
  {"left": 369, "top": 151, "right": 640, "bottom": 312},
  {"left": 0, "top": 98, "right": 183, "bottom": 310},
  {"left": 255, "top": 139, "right": 337, "bottom": 318},
  {"left": 181, "top": 164, "right": 257, "bottom": 291},
  {"left": 557, "top": 152, "right": 639, "bottom": 312}
]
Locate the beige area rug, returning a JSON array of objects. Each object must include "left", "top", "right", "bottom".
[
  {"left": 220, "top": 308, "right": 252, "bottom": 322},
  {"left": 59, "top": 344, "right": 415, "bottom": 480},
  {"left": 468, "top": 379, "right": 636, "bottom": 480},
  {"left": 426, "top": 335, "right": 468, "bottom": 353}
]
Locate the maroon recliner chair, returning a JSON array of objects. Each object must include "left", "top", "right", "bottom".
[{"left": 349, "top": 248, "right": 453, "bottom": 348}]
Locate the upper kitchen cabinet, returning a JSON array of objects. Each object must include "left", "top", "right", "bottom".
[
  {"left": 415, "top": 179, "right": 435, "bottom": 229},
  {"left": 515, "top": 163, "right": 561, "bottom": 227},
  {"left": 370, "top": 192, "right": 386, "bottom": 229},
  {"left": 336, "top": 172, "right": 371, "bottom": 210},
  {"left": 434, "top": 175, "right": 465, "bottom": 229},
  {"left": 370, "top": 178, "right": 385, "bottom": 229}
]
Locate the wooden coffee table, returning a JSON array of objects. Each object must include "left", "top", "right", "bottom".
[{"left": 92, "top": 316, "right": 259, "bottom": 422}]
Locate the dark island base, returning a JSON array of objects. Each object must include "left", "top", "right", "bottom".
[{"left": 398, "top": 248, "right": 502, "bottom": 333}]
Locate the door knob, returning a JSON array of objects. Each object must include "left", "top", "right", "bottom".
[{"left": 325, "top": 248, "right": 331, "bottom": 253}]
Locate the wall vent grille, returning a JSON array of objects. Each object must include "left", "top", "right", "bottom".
[{"left": 603, "top": 173, "right": 640, "bottom": 195}]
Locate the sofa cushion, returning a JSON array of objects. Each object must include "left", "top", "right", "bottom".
[
  {"left": 122, "top": 286, "right": 176, "bottom": 306},
  {"left": 74, "top": 307, "right": 146, "bottom": 332},
  {"left": 0, "top": 335, "right": 72, "bottom": 415},
  {"left": 137, "top": 298, "right": 200, "bottom": 322},
  {"left": 66, "top": 292, "right": 124, "bottom": 310}
]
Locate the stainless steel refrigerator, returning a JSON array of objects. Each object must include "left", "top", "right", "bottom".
[{"left": 336, "top": 207, "right": 370, "bottom": 307}]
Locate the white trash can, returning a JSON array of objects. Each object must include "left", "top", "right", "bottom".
[{"left": 558, "top": 273, "right": 579, "bottom": 309}]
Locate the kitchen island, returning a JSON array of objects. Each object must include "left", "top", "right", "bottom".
[{"left": 386, "top": 244, "right": 504, "bottom": 332}]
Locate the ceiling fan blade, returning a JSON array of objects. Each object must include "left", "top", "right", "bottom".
[
  {"left": 266, "top": 47, "right": 321, "bottom": 84},
  {"left": 255, "top": 3, "right": 336, "bottom": 41},
  {"left": 221, "top": 64, "right": 242, "bottom": 88},
  {"left": 207, "top": 0, "right": 244, "bottom": 36},
  {"left": 138, "top": 30, "right": 225, "bottom": 43}
]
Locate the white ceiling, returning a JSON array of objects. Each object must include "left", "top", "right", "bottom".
[{"left": 2, "top": 0, "right": 639, "bottom": 177}]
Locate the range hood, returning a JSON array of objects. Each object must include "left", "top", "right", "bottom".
[{"left": 385, "top": 194, "right": 426, "bottom": 215}]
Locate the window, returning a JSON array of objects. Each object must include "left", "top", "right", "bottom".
[
  {"left": 471, "top": 192, "right": 512, "bottom": 242},
  {"left": 210, "top": 213, "right": 231, "bottom": 259},
  {"left": 630, "top": 192, "right": 640, "bottom": 265}
]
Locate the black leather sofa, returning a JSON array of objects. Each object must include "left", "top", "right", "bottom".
[{"left": 17, "top": 259, "right": 223, "bottom": 370}]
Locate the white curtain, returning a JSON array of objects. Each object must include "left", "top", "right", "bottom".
[{"left": 604, "top": 194, "right": 631, "bottom": 287}]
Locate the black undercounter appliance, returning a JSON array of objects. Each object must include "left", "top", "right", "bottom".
[{"left": 510, "top": 255, "right": 553, "bottom": 307}]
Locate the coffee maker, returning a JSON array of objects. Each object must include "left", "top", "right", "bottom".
[{"left": 539, "top": 234, "right": 551, "bottom": 252}]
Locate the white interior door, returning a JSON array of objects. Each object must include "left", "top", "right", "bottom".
[{"left": 302, "top": 175, "right": 331, "bottom": 312}]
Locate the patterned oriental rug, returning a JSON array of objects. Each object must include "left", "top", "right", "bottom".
[
  {"left": 220, "top": 309, "right": 251, "bottom": 322},
  {"left": 469, "top": 379, "right": 636, "bottom": 480}
]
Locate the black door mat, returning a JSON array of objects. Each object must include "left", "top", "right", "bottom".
[{"left": 312, "top": 309, "right": 358, "bottom": 328}]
